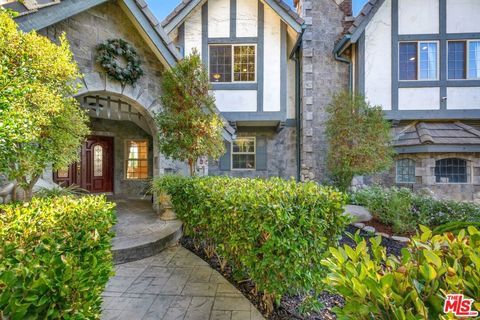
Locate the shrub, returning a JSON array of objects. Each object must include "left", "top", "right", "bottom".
[
  {"left": 322, "top": 226, "right": 480, "bottom": 319},
  {"left": 0, "top": 196, "right": 116, "bottom": 319},
  {"left": 350, "top": 186, "right": 480, "bottom": 234},
  {"left": 153, "top": 176, "right": 349, "bottom": 313}
]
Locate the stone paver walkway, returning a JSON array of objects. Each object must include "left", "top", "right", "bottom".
[{"left": 102, "top": 245, "right": 264, "bottom": 320}]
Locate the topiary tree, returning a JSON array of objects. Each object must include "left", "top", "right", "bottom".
[
  {"left": 0, "top": 10, "right": 90, "bottom": 200},
  {"left": 155, "top": 49, "right": 225, "bottom": 176},
  {"left": 326, "top": 91, "right": 395, "bottom": 191}
]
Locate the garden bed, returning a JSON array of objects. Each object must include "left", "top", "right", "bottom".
[{"left": 180, "top": 225, "right": 406, "bottom": 320}]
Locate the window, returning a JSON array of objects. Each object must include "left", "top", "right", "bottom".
[
  {"left": 232, "top": 137, "right": 255, "bottom": 170},
  {"left": 399, "top": 42, "right": 438, "bottom": 80},
  {"left": 435, "top": 158, "right": 467, "bottom": 184},
  {"left": 93, "top": 145, "right": 103, "bottom": 177},
  {"left": 448, "top": 40, "right": 480, "bottom": 80},
  {"left": 125, "top": 140, "right": 148, "bottom": 179},
  {"left": 396, "top": 158, "right": 416, "bottom": 183},
  {"left": 209, "top": 45, "right": 256, "bottom": 83}
]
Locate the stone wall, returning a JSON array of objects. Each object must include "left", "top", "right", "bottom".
[
  {"left": 362, "top": 153, "right": 480, "bottom": 203},
  {"left": 298, "top": 0, "right": 350, "bottom": 182},
  {"left": 209, "top": 127, "right": 297, "bottom": 179},
  {"left": 90, "top": 118, "right": 153, "bottom": 198}
]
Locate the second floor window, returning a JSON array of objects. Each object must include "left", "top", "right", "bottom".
[
  {"left": 209, "top": 45, "right": 256, "bottom": 83},
  {"left": 399, "top": 42, "right": 438, "bottom": 81},
  {"left": 448, "top": 40, "right": 480, "bottom": 80}
]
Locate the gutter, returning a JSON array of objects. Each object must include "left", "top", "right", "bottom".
[
  {"left": 333, "top": 35, "right": 353, "bottom": 92},
  {"left": 290, "top": 26, "right": 305, "bottom": 182}
]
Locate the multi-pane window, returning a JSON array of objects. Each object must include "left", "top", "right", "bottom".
[
  {"left": 232, "top": 137, "right": 255, "bottom": 170},
  {"left": 209, "top": 45, "right": 256, "bottom": 83},
  {"left": 435, "top": 158, "right": 468, "bottom": 184},
  {"left": 126, "top": 140, "right": 148, "bottom": 180},
  {"left": 399, "top": 42, "right": 438, "bottom": 80},
  {"left": 448, "top": 40, "right": 480, "bottom": 80},
  {"left": 396, "top": 158, "right": 416, "bottom": 184}
]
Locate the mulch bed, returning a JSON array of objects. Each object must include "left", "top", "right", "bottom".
[{"left": 180, "top": 225, "right": 407, "bottom": 320}]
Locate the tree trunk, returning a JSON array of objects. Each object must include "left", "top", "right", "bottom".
[
  {"left": 188, "top": 159, "right": 196, "bottom": 177},
  {"left": 19, "top": 174, "right": 40, "bottom": 202}
]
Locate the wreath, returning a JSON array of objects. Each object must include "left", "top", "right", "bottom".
[{"left": 96, "top": 39, "right": 144, "bottom": 86}]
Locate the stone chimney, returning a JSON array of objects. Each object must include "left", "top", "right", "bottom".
[{"left": 339, "top": 0, "right": 355, "bottom": 32}]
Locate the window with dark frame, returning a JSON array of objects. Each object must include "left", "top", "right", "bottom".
[
  {"left": 232, "top": 138, "right": 255, "bottom": 170},
  {"left": 399, "top": 42, "right": 438, "bottom": 81},
  {"left": 209, "top": 45, "right": 232, "bottom": 82},
  {"left": 209, "top": 45, "right": 255, "bottom": 83},
  {"left": 434, "top": 158, "right": 468, "bottom": 184},
  {"left": 125, "top": 140, "right": 149, "bottom": 180},
  {"left": 448, "top": 40, "right": 480, "bottom": 80},
  {"left": 396, "top": 158, "right": 416, "bottom": 184}
]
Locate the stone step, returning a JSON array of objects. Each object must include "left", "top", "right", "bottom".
[{"left": 112, "top": 220, "right": 183, "bottom": 265}]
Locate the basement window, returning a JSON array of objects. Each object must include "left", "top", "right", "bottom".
[
  {"left": 435, "top": 158, "right": 468, "bottom": 184},
  {"left": 231, "top": 137, "right": 256, "bottom": 170},
  {"left": 396, "top": 158, "right": 416, "bottom": 184}
]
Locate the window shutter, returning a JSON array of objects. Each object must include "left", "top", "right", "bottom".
[
  {"left": 219, "top": 141, "right": 231, "bottom": 171},
  {"left": 256, "top": 137, "right": 267, "bottom": 171}
]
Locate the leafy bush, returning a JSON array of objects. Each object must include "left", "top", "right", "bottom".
[
  {"left": 350, "top": 186, "right": 480, "bottom": 234},
  {"left": 0, "top": 196, "right": 116, "bottom": 319},
  {"left": 322, "top": 226, "right": 480, "bottom": 319},
  {"left": 153, "top": 176, "right": 349, "bottom": 313}
]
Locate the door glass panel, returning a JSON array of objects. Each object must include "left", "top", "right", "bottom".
[
  {"left": 57, "top": 167, "right": 69, "bottom": 178},
  {"left": 93, "top": 145, "right": 103, "bottom": 177}
]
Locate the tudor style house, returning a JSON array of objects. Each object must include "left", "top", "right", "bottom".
[
  {"left": 334, "top": 0, "right": 480, "bottom": 201},
  {"left": 162, "top": 0, "right": 304, "bottom": 178}
]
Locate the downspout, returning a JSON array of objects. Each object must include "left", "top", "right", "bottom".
[
  {"left": 290, "top": 27, "right": 305, "bottom": 182},
  {"left": 334, "top": 35, "right": 353, "bottom": 92}
]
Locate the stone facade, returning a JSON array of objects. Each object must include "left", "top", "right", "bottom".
[
  {"left": 298, "top": 0, "right": 350, "bottom": 182},
  {"left": 209, "top": 127, "right": 297, "bottom": 179},
  {"left": 364, "top": 153, "right": 480, "bottom": 203}
]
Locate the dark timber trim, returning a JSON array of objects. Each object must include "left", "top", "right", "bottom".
[{"left": 257, "top": 0, "right": 264, "bottom": 112}]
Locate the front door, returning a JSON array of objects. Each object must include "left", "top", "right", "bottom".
[{"left": 53, "top": 136, "right": 114, "bottom": 193}]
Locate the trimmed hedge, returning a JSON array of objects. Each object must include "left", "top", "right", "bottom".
[
  {"left": 153, "top": 176, "right": 349, "bottom": 311},
  {"left": 350, "top": 186, "right": 480, "bottom": 234},
  {"left": 323, "top": 226, "right": 480, "bottom": 319},
  {"left": 0, "top": 196, "right": 116, "bottom": 319}
]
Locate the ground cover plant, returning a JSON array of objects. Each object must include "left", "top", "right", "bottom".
[
  {"left": 153, "top": 175, "right": 349, "bottom": 314},
  {"left": 322, "top": 226, "right": 480, "bottom": 319},
  {"left": 0, "top": 196, "right": 116, "bottom": 319},
  {"left": 350, "top": 186, "right": 480, "bottom": 234}
]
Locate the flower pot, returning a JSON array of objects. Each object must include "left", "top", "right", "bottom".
[{"left": 158, "top": 192, "right": 177, "bottom": 220}]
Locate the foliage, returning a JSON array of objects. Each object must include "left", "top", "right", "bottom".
[
  {"left": 34, "top": 184, "right": 89, "bottom": 198},
  {"left": 0, "top": 11, "right": 90, "bottom": 200},
  {"left": 322, "top": 226, "right": 480, "bottom": 319},
  {"left": 96, "top": 39, "right": 143, "bottom": 85},
  {"left": 153, "top": 175, "right": 349, "bottom": 314},
  {"left": 0, "top": 196, "right": 116, "bottom": 319},
  {"left": 326, "top": 91, "right": 395, "bottom": 191},
  {"left": 351, "top": 186, "right": 480, "bottom": 234},
  {"left": 155, "top": 50, "right": 225, "bottom": 176}
]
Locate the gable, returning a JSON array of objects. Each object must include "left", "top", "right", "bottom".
[
  {"left": 5, "top": 0, "right": 181, "bottom": 68},
  {"left": 162, "top": 0, "right": 304, "bottom": 34}
]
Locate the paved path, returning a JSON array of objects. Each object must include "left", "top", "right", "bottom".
[{"left": 102, "top": 245, "right": 265, "bottom": 320}]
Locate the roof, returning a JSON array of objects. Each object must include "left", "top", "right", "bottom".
[
  {"left": 394, "top": 122, "right": 480, "bottom": 148},
  {"left": 2, "top": 0, "right": 182, "bottom": 66},
  {"left": 161, "top": 0, "right": 304, "bottom": 34}
]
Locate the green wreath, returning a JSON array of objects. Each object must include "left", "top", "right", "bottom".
[{"left": 96, "top": 39, "right": 144, "bottom": 86}]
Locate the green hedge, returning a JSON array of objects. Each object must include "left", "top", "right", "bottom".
[
  {"left": 153, "top": 176, "right": 349, "bottom": 310},
  {"left": 323, "top": 226, "right": 480, "bottom": 319},
  {"left": 350, "top": 186, "right": 480, "bottom": 234},
  {"left": 0, "top": 196, "right": 116, "bottom": 319}
]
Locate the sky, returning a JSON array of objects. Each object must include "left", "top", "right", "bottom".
[{"left": 147, "top": 0, "right": 367, "bottom": 21}]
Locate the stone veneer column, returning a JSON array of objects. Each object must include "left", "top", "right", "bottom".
[{"left": 298, "top": 0, "right": 350, "bottom": 182}]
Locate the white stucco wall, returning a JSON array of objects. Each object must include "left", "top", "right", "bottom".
[
  {"left": 208, "top": 0, "right": 230, "bottom": 38},
  {"left": 398, "top": 88, "right": 440, "bottom": 110},
  {"left": 214, "top": 90, "right": 257, "bottom": 112},
  {"left": 263, "top": 5, "right": 281, "bottom": 112},
  {"left": 236, "top": 0, "right": 258, "bottom": 37},
  {"left": 365, "top": 0, "right": 392, "bottom": 110},
  {"left": 184, "top": 6, "right": 202, "bottom": 56},
  {"left": 447, "top": 87, "right": 480, "bottom": 109},
  {"left": 399, "top": 0, "right": 439, "bottom": 35},
  {"left": 447, "top": 0, "right": 480, "bottom": 33}
]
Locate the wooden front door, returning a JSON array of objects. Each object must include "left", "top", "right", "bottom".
[{"left": 53, "top": 136, "right": 114, "bottom": 193}]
